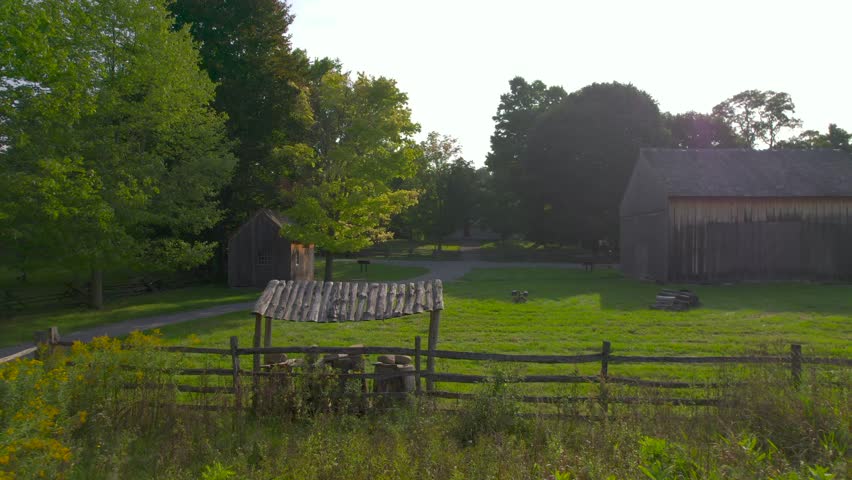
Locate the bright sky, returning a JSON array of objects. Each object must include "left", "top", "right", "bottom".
[{"left": 290, "top": 0, "right": 852, "bottom": 166}]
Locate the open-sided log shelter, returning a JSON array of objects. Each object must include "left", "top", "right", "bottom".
[
  {"left": 228, "top": 209, "right": 314, "bottom": 288},
  {"left": 620, "top": 148, "right": 852, "bottom": 282},
  {"left": 251, "top": 279, "right": 444, "bottom": 389}
]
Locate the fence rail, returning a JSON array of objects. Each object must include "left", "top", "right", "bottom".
[{"left": 6, "top": 327, "right": 851, "bottom": 413}]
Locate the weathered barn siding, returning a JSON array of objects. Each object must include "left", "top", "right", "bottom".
[
  {"left": 289, "top": 243, "right": 314, "bottom": 282},
  {"left": 668, "top": 197, "right": 852, "bottom": 281},
  {"left": 228, "top": 211, "right": 315, "bottom": 287},
  {"left": 619, "top": 154, "right": 671, "bottom": 280},
  {"left": 620, "top": 212, "right": 668, "bottom": 280}
]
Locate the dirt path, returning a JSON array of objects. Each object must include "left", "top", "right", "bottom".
[{"left": 0, "top": 260, "right": 585, "bottom": 359}]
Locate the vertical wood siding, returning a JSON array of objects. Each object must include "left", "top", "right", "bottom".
[
  {"left": 228, "top": 213, "right": 314, "bottom": 287},
  {"left": 668, "top": 197, "right": 852, "bottom": 281}
]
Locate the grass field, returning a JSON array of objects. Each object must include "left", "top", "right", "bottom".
[
  {"left": 0, "top": 286, "right": 261, "bottom": 348},
  {"left": 0, "top": 261, "right": 428, "bottom": 348},
  {"left": 314, "top": 258, "right": 429, "bottom": 281},
  {"left": 157, "top": 268, "right": 852, "bottom": 385}
]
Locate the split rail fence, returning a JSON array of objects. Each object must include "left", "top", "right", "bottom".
[{"left": 4, "top": 327, "right": 849, "bottom": 412}]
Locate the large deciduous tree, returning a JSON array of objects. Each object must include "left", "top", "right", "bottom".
[
  {"left": 0, "top": 0, "right": 235, "bottom": 308},
  {"left": 169, "top": 0, "right": 313, "bottom": 220},
  {"left": 712, "top": 90, "right": 802, "bottom": 148},
  {"left": 277, "top": 70, "right": 420, "bottom": 280},
  {"left": 664, "top": 111, "right": 742, "bottom": 148},
  {"left": 524, "top": 82, "right": 667, "bottom": 246},
  {"left": 485, "top": 77, "right": 567, "bottom": 239}
]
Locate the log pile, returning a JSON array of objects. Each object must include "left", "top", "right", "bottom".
[{"left": 650, "top": 289, "right": 700, "bottom": 311}]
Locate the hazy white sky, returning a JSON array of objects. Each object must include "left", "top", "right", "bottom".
[{"left": 290, "top": 0, "right": 852, "bottom": 166}]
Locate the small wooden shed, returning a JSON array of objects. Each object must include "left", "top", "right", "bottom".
[
  {"left": 620, "top": 148, "right": 852, "bottom": 282},
  {"left": 227, "top": 209, "right": 314, "bottom": 288}
]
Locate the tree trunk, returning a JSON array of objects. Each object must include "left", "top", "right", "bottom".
[
  {"left": 90, "top": 269, "right": 104, "bottom": 310},
  {"left": 324, "top": 251, "right": 334, "bottom": 281}
]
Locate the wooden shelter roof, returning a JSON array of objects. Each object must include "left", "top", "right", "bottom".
[
  {"left": 640, "top": 148, "right": 852, "bottom": 197},
  {"left": 252, "top": 279, "right": 444, "bottom": 322}
]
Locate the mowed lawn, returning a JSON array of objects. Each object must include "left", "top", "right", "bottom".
[
  {"left": 0, "top": 261, "right": 427, "bottom": 348},
  {"left": 157, "top": 268, "right": 852, "bottom": 383}
]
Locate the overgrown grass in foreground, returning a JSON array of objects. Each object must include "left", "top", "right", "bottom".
[{"left": 0, "top": 334, "right": 847, "bottom": 479}]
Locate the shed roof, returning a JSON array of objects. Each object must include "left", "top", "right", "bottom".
[
  {"left": 253, "top": 279, "right": 444, "bottom": 322},
  {"left": 640, "top": 148, "right": 852, "bottom": 197}
]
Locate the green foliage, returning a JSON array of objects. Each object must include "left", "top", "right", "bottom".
[
  {"left": 663, "top": 111, "right": 743, "bottom": 149},
  {"left": 0, "top": 332, "right": 181, "bottom": 479},
  {"left": 524, "top": 82, "right": 668, "bottom": 245},
  {"left": 712, "top": 90, "right": 802, "bottom": 148},
  {"left": 638, "top": 436, "right": 701, "bottom": 479},
  {"left": 776, "top": 124, "right": 852, "bottom": 153},
  {"left": 169, "top": 0, "right": 315, "bottom": 218},
  {"left": 394, "top": 132, "right": 480, "bottom": 246},
  {"left": 200, "top": 461, "right": 236, "bottom": 480},
  {"left": 451, "top": 369, "right": 528, "bottom": 445},
  {"left": 279, "top": 69, "right": 421, "bottom": 261},
  {"left": 485, "top": 76, "right": 567, "bottom": 238},
  {"left": 0, "top": 0, "right": 235, "bottom": 299}
]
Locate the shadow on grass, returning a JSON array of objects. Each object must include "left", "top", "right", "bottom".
[{"left": 446, "top": 268, "right": 852, "bottom": 315}]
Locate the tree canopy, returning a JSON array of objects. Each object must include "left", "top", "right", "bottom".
[
  {"left": 276, "top": 69, "right": 420, "bottom": 279},
  {"left": 712, "top": 90, "right": 801, "bottom": 148},
  {"left": 485, "top": 77, "right": 567, "bottom": 238},
  {"left": 524, "top": 82, "right": 667, "bottom": 245},
  {"left": 776, "top": 124, "right": 851, "bottom": 153},
  {"left": 0, "top": 0, "right": 235, "bottom": 306},
  {"left": 664, "top": 111, "right": 742, "bottom": 149},
  {"left": 169, "top": 0, "right": 313, "bottom": 221}
]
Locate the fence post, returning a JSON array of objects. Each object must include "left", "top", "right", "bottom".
[
  {"left": 600, "top": 340, "right": 611, "bottom": 414},
  {"left": 791, "top": 344, "right": 802, "bottom": 388},
  {"left": 414, "top": 336, "right": 422, "bottom": 396},
  {"left": 426, "top": 310, "right": 441, "bottom": 392},
  {"left": 230, "top": 336, "right": 242, "bottom": 411},
  {"left": 33, "top": 327, "right": 60, "bottom": 359},
  {"left": 252, "top": 314, "right": 262, "bottom": 409}
]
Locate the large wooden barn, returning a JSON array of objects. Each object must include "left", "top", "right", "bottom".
[
  {"left": 227, "top": 210, "right": 314, "bottom": 287},
  {"left": 620, "top": 149, "right": 852, "bottom": 282}
]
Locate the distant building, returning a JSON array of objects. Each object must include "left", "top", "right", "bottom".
[
  {"left": 227, "top": 209, "right": 314, "bottom": 287},
  {"left": 620, "top": 149, "right": 852, "bottom": 282}
]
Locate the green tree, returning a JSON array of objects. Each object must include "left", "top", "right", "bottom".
[
  {"left": 524, "top": 82, "right": 668, "bottom": 245},
  {"left": 392, "top": 132, "right": 479, "bottom": 250},
  {"left": 664, "top": 111, "right": 742, "bottom": 148},
  {"left": 776, "top": 124, "right": 852, "bottom": 153},
  {"left": 485, "top": 77, "right": 567, "bottom": 239},
  {"left": 712, "top": 90, "right": 802, "bottom": 148},
  {"left": 169, "top": 0, "right": 313, "bottom": 221},
  {"left": 277, "top": 70, "right": 420, "bottom": 280},
  {"left": 0, "top": 0, "right": 235, "bottom": 308}
]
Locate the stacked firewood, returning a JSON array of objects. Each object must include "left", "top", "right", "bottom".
[{"left": 650, "top": 289, "right": 700, "bottom": 311}]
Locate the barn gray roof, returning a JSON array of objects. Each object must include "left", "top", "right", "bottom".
[{"left": 640, "top": 148, "right": 852, "bottom": 197}]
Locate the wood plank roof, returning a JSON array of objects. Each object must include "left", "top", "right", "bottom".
[{"left": 252, "top": 279, "right": 443, "bottom": 322}]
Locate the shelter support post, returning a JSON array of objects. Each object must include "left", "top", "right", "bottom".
[
  {"left": 252, "top": 314, "right": 262, "bottom": 408},
  {"left": 426, "top": 310, "right": 441, "bottom": 392}
]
